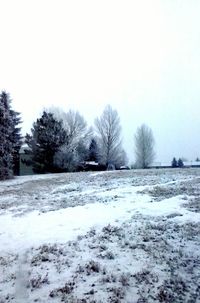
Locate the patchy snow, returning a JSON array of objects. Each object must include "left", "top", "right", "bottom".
[
  {"left": 0, "top": 173, "right": 60, "bottom": 189},
  {"left": 0, "top": 191, "right": 146, "bottom": 252},
  {"left": 0, "top": 168, "right": 200, "bottom": 302}
]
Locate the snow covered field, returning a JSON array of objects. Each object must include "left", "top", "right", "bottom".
[{"left": 0, "top": 169, "right": 200, "bottom": 302}]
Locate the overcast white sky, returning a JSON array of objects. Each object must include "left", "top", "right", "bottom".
[{"left": 1, "top": 0, "right": 200, "bottom": 163}]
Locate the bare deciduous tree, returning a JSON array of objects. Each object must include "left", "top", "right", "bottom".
[
  {"left": 134, "top": 124, "right": 155, "bottom": 168},
  {"left": 95, "top": 105, "right": 126, "bottom": 168},
  {"left": 47, "top": 107, "right": 91, "bottom": 146},
  {"left": 46, "top": 107, "right": 92, "bottom": 171}
]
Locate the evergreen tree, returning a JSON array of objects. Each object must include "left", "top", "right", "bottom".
[
  {"left": 171, "top": 157, "right": 178, "bottom": 168},
  {"left": 25, "top": 111, "right": 67, "bottom": 173},
  {"left": 88, "top": 138, "right": 98, "bottom": 162},
  {"left": 178, "top": 158, "right": 184, "bottom": 168},
  {"left": 0, "top": 91, "right": 13, "bottom": 180},
  {"left": 76, "top": 140, "right": 89, "bottom": 163},
  {"left": 10, "top": 110, "right": 23, "bottom": 175}
]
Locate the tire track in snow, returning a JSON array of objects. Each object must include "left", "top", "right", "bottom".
[{"left": 15, "top": 250, "right": 29, "bottom": 303}]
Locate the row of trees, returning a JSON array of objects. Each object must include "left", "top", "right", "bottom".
[
  {"left": 0, "top": 90, "right": 156, "bottom": 179},
  {"left": 171, "top": 157, "right": 184, "bottom": 168},
  {"left": 25, "top": 105, "right": 128, "bottom": 173}
]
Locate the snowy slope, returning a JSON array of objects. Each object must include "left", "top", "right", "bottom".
[{"left": 0, "top": 169, "right": 200, "bottom": 302}]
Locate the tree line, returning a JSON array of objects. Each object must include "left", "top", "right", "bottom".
[
  {"left": 24, "top": 105, "right": 128, "bottom": 173},
  {"left": 1, "top": 91, "right": 156, "bottom": 180}
]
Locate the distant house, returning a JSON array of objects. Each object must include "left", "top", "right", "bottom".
[
  {"left": 149, "top": 162, "right": 171, "bottom": 169},
  {"left": 119, "top": 165, "right": 130, "bottom": 170},
  {"left": 183, "top": 161, "right": 200, "bottom": 168},
  {"left": 19, "top": 145, "right": 34, "bottom": 176},
  {"left": 77, "top": 161, "right": 106, "bottom": 172},
  {"left": 149, "top": 161, "right": 200, "bottom": 169}
]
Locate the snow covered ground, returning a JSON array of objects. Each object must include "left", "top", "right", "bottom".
[{"left": 0, "top": 168, "right": 200, "bottom": 302}]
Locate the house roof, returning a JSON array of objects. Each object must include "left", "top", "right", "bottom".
[{"left": 19, "top": 144, "right": 31, "bottom": 154}]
